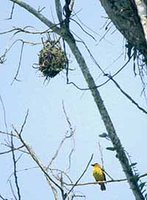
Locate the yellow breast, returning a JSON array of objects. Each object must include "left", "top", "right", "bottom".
[{"left": 93, "top": 166, "right": 104, "bottom": 181}]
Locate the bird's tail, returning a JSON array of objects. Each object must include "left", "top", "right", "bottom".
[{"left": 100, "top": 183, "right": 106, "bottom": 191}]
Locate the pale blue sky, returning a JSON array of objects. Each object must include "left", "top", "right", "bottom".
[{"left": 0, "top": 1, "right": 147, "bottom": 200}]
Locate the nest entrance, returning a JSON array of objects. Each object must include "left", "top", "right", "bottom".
[{"left": 39, "top": 40, "right": 67, "bottom": 79}]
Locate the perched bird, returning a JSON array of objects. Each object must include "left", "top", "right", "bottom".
[{"left": 91, "top": 163, "right": 106, "bottom": 191}]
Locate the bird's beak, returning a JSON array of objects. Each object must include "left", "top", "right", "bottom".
[{"left": 91, "top": 164, "right": 94, "bottom": 166}]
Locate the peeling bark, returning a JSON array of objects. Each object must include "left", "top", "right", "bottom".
[
  {"left": 134, "top": 0, "right": 147, "bottom": 42},
  {"left": 99, "top": 0, "right": 147, "bottom": 64}
]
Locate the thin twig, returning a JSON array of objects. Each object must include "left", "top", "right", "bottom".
[
  {"left": 7, "top": 2, "right": 15, "bottom": 20},
  {"left": 12, "top": 112, "right": 65, "bottom": 198},
  {"left": 0, "top": 145, "right": 24, "bottom": 155},
  {"left": 11, "top": 41, "right": 24, "bottom": 84},
  {"left": 0, "top": 130, "right": 16, "bottom": 137},
  {"left": 66, "top": 148, "right": 74, "bottom": 172},
  {"left": 0, "top": 27, "right": 50, "bottom": 35},
  {"left": 11, "top": 133, "right": 21, "bottom": 200},
  {"left": 10, "top": 0, "right": 61, "bottom": 34},
  {"left": 55, "top": 0, "right": 63, "bottom": 24},
  {"left": 98, "top": 142, "right": 104, "bottom": 168},
  {"left": 97, "top": 142, "right": 114, "bottom": 180},
  {"left": 62, "top": 101, "right": 74, "bottom": 138},
  {"left": 9, "top": 180, "right": 17, "bottom": 200},
  {"left": 66, "top": 154, "right": 93, "bottom": 198},
  {"left": 62, "top": 101, "right": 75, "bottom": 172},
  {"left": 49, "top": 168, "right": 73, "bottom": 184},
  {"left": 67, "top": 56, "right": 131, "bottom": 91},
  {"left": 16, "top": 133, "right": 64, "bottom": 193},
  {"left": 19, "top": 109, "right": 29, "bottom": 135},
  {"left": 107, "top": 74, "right": 147, "bottom": 115},
  {"left": 0, "top": 95, "right": 8, "bottom": 132},
  {"left": 0, "top": 194, "right": 8, "bottom": 200},
  {"left": 71, "top": 18, "right": 96, "bottom": 41},
  {"left": 47, "top": 103, "right": 75, "bottom": 170},
  {"left": 46, "top": 132, "right": 72, "bottom": 168},
  {"left": 64, "top": 172, "right": 147, "bottom": 187}
]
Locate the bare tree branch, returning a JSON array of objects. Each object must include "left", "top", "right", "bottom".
[
  {"left": 10, "top": 133, "right": 21, "bottom": 200},
  {"left": 66, "top": 154, "right": 93, "bottom": 198},
  {"left": 0, "top": 145, "right": 24, "bottom": 156},
  {"left": 0, "top": 194, "right": 8, "bottom": 200},
  {"left": 55, "top": 0, "right": 63, "bottom": 24},
  {"left": 106, "top": 74, "right": 147, "bottom": 115},
  {"left": 7, "top": 2, "right": 15, "bottom": 20},
  {"left": 0, "top": 95, "right": 8, "bottom": 132},
  {"left": 4, "top": 1, "right": 146, "bottom": 199},
  {"left": 12, "top": 111, "right": 67, "bottom": 200},
  {"left": 9, "top": 180, "right": 17, "bottom": 200},
  {"left": 10, "top": 0, "right": 61, "bottom": 34},
  {"left": 11, "top": 41, "right": 24, "bottom": 84},
  {"left": 0, "top": 130, "right": 16, "bottom": 137},
  {"left": 64, "top": 27, "right": 145, "bottom": 200},
  {"left": 64, "top": 172, "right": 147, "bottom": 187},
  {"left": 46, "top": 130, "right": 73, "bottom": 169},
  {"left": 0, "top": 26, "right": 49, "bottom": 35}
]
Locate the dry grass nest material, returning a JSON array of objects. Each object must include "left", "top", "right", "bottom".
[{"left": 39, "top": 41, "right": 68, "bottom": 78}]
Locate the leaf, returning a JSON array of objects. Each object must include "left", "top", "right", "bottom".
[
  {"left": 139, "top": 182, "right": 146, "bottom": 191},
  {"left": 130, "top": 162, "right": 137, "bottom": 167},
  {"left": 106, "top": 147, "right": 116, "bottom": 151},
  {"left": 99, "top": 132, "right": 110, "bottom": 140}
]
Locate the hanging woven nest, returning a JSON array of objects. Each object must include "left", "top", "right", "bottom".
[{"left": 39, "top": 40, "right": 68, "bottom": 78}]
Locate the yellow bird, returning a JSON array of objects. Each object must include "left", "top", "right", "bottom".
[{"left": 91, "top": 163, "right": 106, "bottom": 191}]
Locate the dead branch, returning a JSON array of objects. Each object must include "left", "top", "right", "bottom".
[
  {"left": 55, "top": 0, "right": 63, "bottom": 24},
  {"left": 10, "top": 133, "right": 21, "bottom": 200},
  {"left": 12, "top": 111, "right": 66, "bottom": 200},
  {"left": 0, "top": 95, "right": 8, "bottom": 132},
  {"left": 66, "top": 154, "right": 93, "bottom": 198},
  {"left": 106, "top": 74, "right": 147, "bottom": 115},
  {"left": 9, "top": 180, "right": 17, "bottom": 200},
  {"left": 0, "top": 194, "right": 8, "bottom": 200},
  {"left": 98, "top": 142, "right": 105, "bottom": 169},
  {"left": 5, "top": 1, "right": 146, "bottom": 199},
  {"left": 10, "top": 0, "right": 61, "bottom": 35},
  {"left": 0, "top": 145, "right": 24, "bottom": 156},
  {"left": 46, "top": 131, "right": 73, "bottom": 169},
  {"left": 11, "top": 41, "right": 24, "bottom": 84},
  {"left": 49, "top": 168, "right": 73, "bottom": 184},
  {"left": 7, "top": 2, "right": 15, "bottom": 20},
  {"left": 62, "top": 102, "right": 75, "bottom": 172},
  {"left": 63, "top": 173, "right": 147, "bottom": 187},
  {"left": 0, "top": 26, "right": 50, "bottom": 35},
  {"left": 0, "top": 130, "right": 16, "bottom": 137},
  {"left": 46, "top": 102, "right": 75, "bottom": 171}
]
